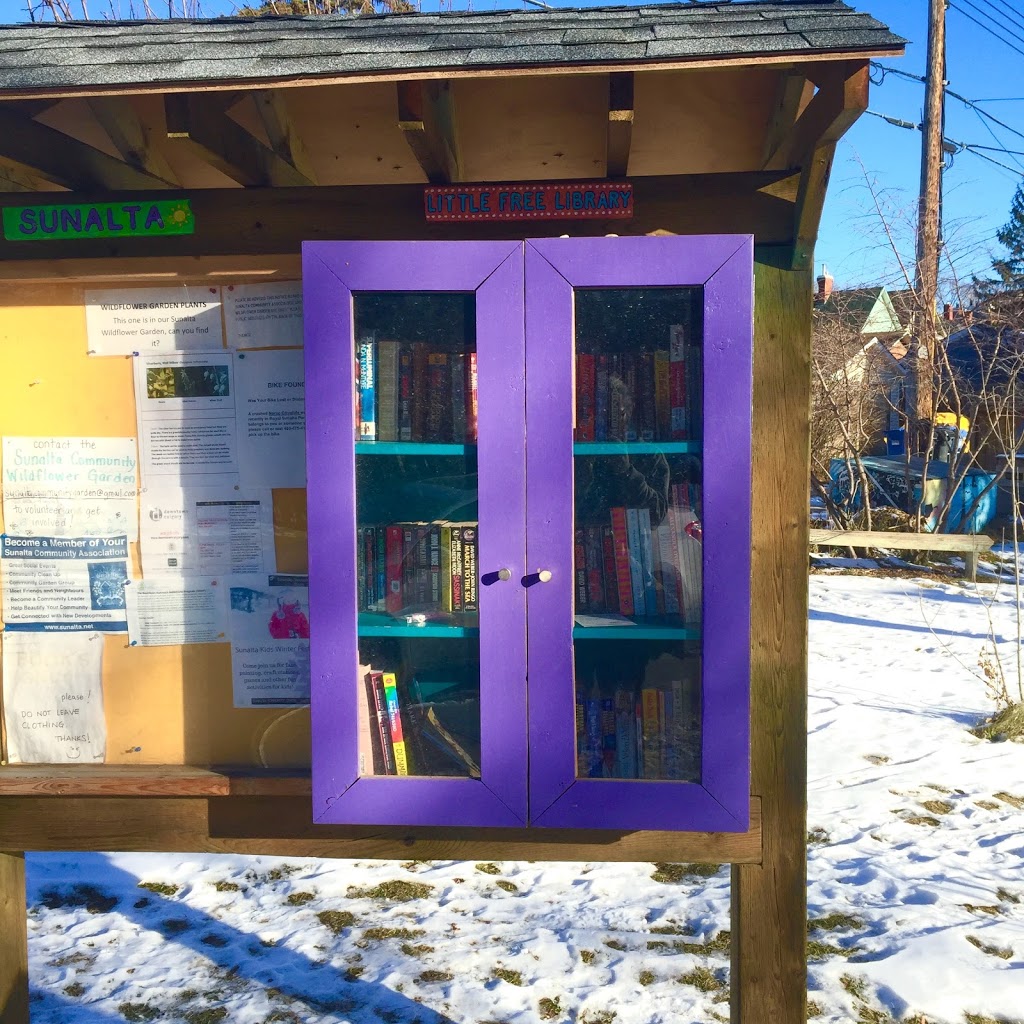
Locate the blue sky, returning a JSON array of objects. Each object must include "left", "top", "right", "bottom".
[{"left": 1, "top": 0, "right": 1021, "bottom": 296}]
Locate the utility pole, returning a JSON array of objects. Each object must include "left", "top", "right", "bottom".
[{"left": 913, "top": 0, "right": 947, "bottom": 452}]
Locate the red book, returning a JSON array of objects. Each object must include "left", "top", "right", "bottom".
[
  {"left": 601, "top": 525, "right": 619, "bottom": 612},
  {"left": 385, "top": 525, "right": 404, "bottom": 614},
  {"left": 669, "top": 324, "right": 688, "bottom": 439},
  {"left": 574, "top": 526, "right": 589, "bottom": 611},
  {"left": 465, "top": 351, "right": 479, "bottom": 443},
  {"left": 576, "top": 353, "right": 596, "bottom": 441},
  {"left": 609, "top": 507, "right": 634, "bottom": 616}
]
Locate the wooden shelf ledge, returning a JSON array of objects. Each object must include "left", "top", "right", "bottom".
[{"left": 0, "top": 765, "right": 312, "bottom": 798}]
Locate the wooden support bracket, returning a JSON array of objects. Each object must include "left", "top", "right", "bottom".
[
  {"left": 164, "top": 93, "right": 314, "bottom": 188},
  {"left": 397, "top": 80, "right": 462, "bottom": 184},
  {"left": 606, "top": 71, "right": 634, "bottom": 178},
  {"left": 88, "top": 96, "right": 181, "bottom": 186},
  {"left": 251, "top": 89, "right": 318, "bottom": 186}
]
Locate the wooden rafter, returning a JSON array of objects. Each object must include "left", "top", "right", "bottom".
[
  {"left": 164, "top": 93, "right": 314, "bottom": 188},
  {"left": 252, "top": 90, "right": 318, "bottom": 186},
  {"left": 760, "top": 70, "right": 810, "bottom": 168},
  {"left": 0, "top": 159, "right": 39, "bottom": 192},
  {"left": 606, "top": 72, "right": 634, "bottom": 178},
  {"left": 88, "top": 96, "right": 181, "bottom": 186},
  {"left": 0, "top": 105, "right": 175, "bottom": 191},
  {"left": 397, "top": 80, "right": 462, "bottom": 184}
]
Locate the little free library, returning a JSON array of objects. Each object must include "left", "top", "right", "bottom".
[{"left": 0, "top": 3, "right": 904, "bottom": 1023}]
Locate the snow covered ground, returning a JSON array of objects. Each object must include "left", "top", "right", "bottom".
[{"left": 23, "top": 570, "right": 1024, "bottom": 1024}]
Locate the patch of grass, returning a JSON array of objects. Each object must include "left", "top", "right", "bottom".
[
  {"left": 40, "top": 884, "right": 118, "bottom": 915},
  {"left": 604, "top": 938, "right": 627, "bottom": 951},
  {"left": 212, "top": 881, "right": 240, "bottom": 893},
  {"left": 840, "top": 974, "right": 867, "bottom": 1000},
  {"left": 651, "top": 862, "right": 721, "bottom": 883},
  {"left": 285, "top": 891, "right": 316, "bottom": 906},
  {"left": 670, "top": 930, "right": 731, "bottom": 956},
  {"left": 971, "top": 703, "right": 1024, "bottom": 742},
  {"left": 925, "top": 782, "right": 952, "bottom": 793},
  {"left": 183, "top": 1010, "right": 227, "bottom": 1024},
  {"left": 639, "top": 970, "right": 655, "bottom": 986},
  {"left": 809, "top": 912, "right": 864, "bottom": 931},
  {"left": 416, "top": 970, "right": 454, "bottom": 984},
  {"left": 538, "top": 997, "right": 562, "bottom": 1020},
  {"left": 348, "top": 880, "right": 434, "bottom": 902},
  {"left": 401, "top": 943, "right": 434, "bottom": 958},
  {"left": 118, "top": 1005, "right": 162, "bottom": 1022},
  {"left": 963, "top": 904, "right": 1001, "bottom": 915},
  {"left": 966, "top": 934, "right": 1013, "bottom": 959},
  {"left": 964, "top": 1013, "right": 1024, "bottom": 1024},
  {"left": 807, "top": 828, "right": 831, "bottom": 845},
  {"left": 977, "top": 799, "right": 1002, "bottom": 810},
  {"left": 63, "top": 982, "right": 86, "bottom": 998},
  {"left": 921, "top": 799, "right": 954, "bottom": 815},
  {"left": 200, "top": 934, "right": 229, "bottom": 948},
  {"left": 265, "top": 1013, "right": 302, "bottom": 1024},
  {"left": 247, "top": 865, "right": 300, "bottom": 884},
  {"left": 475, "top": 863, "right": 501, "bottom": 875},
  {"left": 138, "top": 882, "right": 179, "bottom": 897},
  {"left": 678, "top": 965, "right": 724, "bottom": 992},
  {"left": 649, "top": 923, "right": 696, "bottom": 936},
  {"left": 580, "top": 949, "right": 597, "bottom": 964},
  {"left": 903, "top": 814, "right": 941, "bottom": 827},
  {"left": 362, "top": 926, "right": 425, "bottom": 941},
  {"left": 494, "top": 879, "right": 519, "bottom": 893},
  {"left": 996, "top": 888, "right": 1020, "bottom": 904},
  {"left": 863, "top": 754, "right": 891, "bottom": 764},
  {"left": 857, "top": 1009, "right": 894, "bottom": 1024},
  {"left": 160, "top": 918, "right": 190, "bottom": 935},
  {"left": 579, "top": 1012, "right": 617, "bottom": 1024},
  {"left": 994, "top": 791, "right": 1024, "bottom": 809},
  {"left": 807, "top": 1001, "right": 825, "bottom": 1018},
  {"left": 492, "top": 967, "right": 524, "bottom": 986},
  {"left": 807, "top": 940, "right": 854, "bottom": 960},
  {"left": 48, "top": 951, "right": 94, "bottom": 968},
  {"left": 316, "top": 910, "right": 356, "bottom": 934},
  {"left": 345, "top": 966, "right": 365, "bottom": 980}
]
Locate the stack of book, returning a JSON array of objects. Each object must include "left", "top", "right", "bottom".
[
  {"left": 356, "top": 336, "right": 479, "bottom": 443},
  {"left": 356, "top": 521, "right": 478, "bottom": 618},
  {"left": 574, "top": 485, "right": 702, "bottom": 625},
  {"left": 575, "top": 326, "right": 701, "bottom": 443},
  {"left": 575, "top": 678, "right": 699, "bottom": 781}
]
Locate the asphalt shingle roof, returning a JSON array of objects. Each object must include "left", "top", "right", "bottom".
[{"left": 0, "top": 2, "right": 904, "bottom": 95}]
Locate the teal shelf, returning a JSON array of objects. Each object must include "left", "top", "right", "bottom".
[
  {"left": 573, "top": 441, "right": 702, "bottom": 456},
  {"left": 356, "top": 442, "right": 475, "bottom": 456},
  {"left": 573, "top": 624, "right": 701, "bottom": 641},
  {"left": 358, "top": 613, "right": 479, "bottom": 638}
]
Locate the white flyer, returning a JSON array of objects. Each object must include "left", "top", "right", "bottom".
[
  {"left": 235, "top": 349, "right": 307, "bottom": 488},
  {"left": 228, "top": 573, "right": 310, "bottom": 707},
  {"left": 1, "top": 535, "right": 130, "bottom": 633},
  {"left": 140, "top": 488, "right": 276, "bottom": 577},
  {"left": 2, "top": 436, "right": 138, "bottom": 541},
  {"left": 133, "top": 351, "right": 239, "bottom": 488},
  {"left": 223, "top": 281, "right": 303, "bottom": 349},
  {"left": 85, "top": 285, "right": 223, "bottom": 355},
  {"left": 1, "top": 632, "right": 106, "bottom": 764},
  {"left": 125, "top": 577, "right": 228, "bottom": 646}
]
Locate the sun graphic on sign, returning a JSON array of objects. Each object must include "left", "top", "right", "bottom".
[{"left": 167, "top": 202, "right": 192, "bottom": 227}]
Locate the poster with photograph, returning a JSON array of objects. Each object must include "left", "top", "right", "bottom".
[
  {"left": 1, "top": 534, "right": 130, "bottom": 632},
  {"left": 228, "top": 573, "right": 310, "bottom": 707},
  {"left": 223, "top": 281, "right": 303, "bottom": 349},
  {"left": 133, "top": 351, "right": 238, "bottom": 488},
  {"left": 85, "top": 285, "right": 223, "bottom": 355}
]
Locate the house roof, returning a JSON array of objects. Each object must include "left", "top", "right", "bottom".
[
  {"left": 815, "top": 286, "right": 904, "bottom": 337},
  {"left": 0, "top": 2, "right": 906, "bottom": 96}
]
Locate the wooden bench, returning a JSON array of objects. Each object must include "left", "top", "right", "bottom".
[{"left": 809, "top": 529, "right": 994, "bottom": 582}]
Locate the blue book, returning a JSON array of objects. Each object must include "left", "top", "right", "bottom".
[
  {"left": 637, "top": 508, "right": 657, "bottom": 617},
  {"left": 625, "top": 508, "right": 646, "bottom": 616},
  {"left": 358, "top": 337, "right": 376, "bottom": 440}
]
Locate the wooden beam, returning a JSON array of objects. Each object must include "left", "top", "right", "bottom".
[
  {"left": 396, "top": 80, "right": 462, "bottom": 184},
  {"left": 251, "top": 89, "right": 318, "bottom": 185},
  {"left": 87, "top": 96, "right": 180, "bottom": 186},
  {"left": 0, "top": 161, "right": 37, "bottom": 193},
  {"left": 790, "top": 140, "right": 836, "bottom": 271},
  {"left": 606, "top": 71, "right": 634, "bottom": 178},
  {"left": 731, "top": 258, "right": 812, "bottom": 1024},
  {"left": 0, "top": 852, "right": 28, "bottom": 1024},
  {"left": 0, "top": 106, "right": 175, "bottom": 191},
  {"left": 164, "top": 93, "right": 314, "bottom": 188},
  {"left": 764, "top": 62, "right": 869, "bottom": 171},
  {"left": 760, "top": 70, "right": 809, "bottom": 168}
]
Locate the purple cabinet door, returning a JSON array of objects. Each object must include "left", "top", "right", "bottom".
[
  {"left": 524, "top": 236, "right": 753, "bottom": 831},
  {"left": 304, "top": 241, "right": 528, "bottom": 827}
]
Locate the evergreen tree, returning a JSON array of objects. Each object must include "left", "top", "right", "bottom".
[{"left": 975, "top": 182, "right": 1024, "bottom": 299}]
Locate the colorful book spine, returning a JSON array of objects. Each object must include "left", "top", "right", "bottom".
[
  {"left": 594, "top": 354, "right": 609, "bottom": 442},
  {"left": 357, "top": 338, "right": 376, "bottom": 440},
  {"left": 583, "top": 687, "right": 603, "bottom": 778},
  {"left": 585, "top": 526, "right": 605, "bottom": 613},
  {"left": 427, "top": 352, "right": 449, "bottom": 441},
  {"left": 461, "top": 525, "right": 478, "bottom": 612},
  {"left": 660, "top": 510, "right": 682, "bottom": 617},
  {"left": 451, "top": 352, "right": 467, "bottom": 442},
  {"left": 361, "top": 670, "right": 386, "bottom": 775},
  {"left": 648, "top": 513, "right": 665, "bottom": 616},
  {"left": 375, "top": 526, "right": 387, "bottom": 612},
  {"left": 385, "top": 525, "right": 403, "bottom": 614},
  {"left": 574, "top": 526, "right": 589, "bottom": 611},
  {"left": 641, "top": 687, "right": 660, "bottom": 779},
  {"left": 601, "top": 525, "right": 619, "bottom": 613},
  {"left": 356, "top": 526, "right": 367, "bottom": 611},
  {"left": 669, "top": 324, "right": 687, "bottom": 439},
  {"left": 466, "top": 351, "right": 479, "bottom": 443},
  {"left": 638, "top": 351, "right": 655, "bottom": 442},
  {"left": 654, "top": 349, "right": 670, "bottom": 441},
  {"left": 376, "top": 339, "right": 400, "bottom": 442},
  {"left": 414, "top": 525, "right": 430, "bottom": 606},
  {"left": 625, "top": 507, "right": 645, "bottom": 616},
  {"left": 600, "top": 695, "right": 616, "bottom": 778},
  {"left": 450, "top": 525, "right": 464, "bottom": 612},
  {"left": 622, "top": 353, "right": 638, "bottom": 441},
  {"left": 609, "top": 507, "right": 634, "bottom": 616},
  {"left": 398, "top": 344, "right": 413, "bottom": 441},
  {"left": 576, "top": 353, "right": 596, "bottom": 441},
  {"left": 637, "top": 508, "right": 657, "bottom": 617},
  {"left": 440, "top": 525, "right": 453, "bottom": 611},
  {"left": 382, "top": 672, "right": 409, "bottom": 776},
  {"left": 412, "top": 342, "right": 429, "bottom": 441},
  {"left": 429, "top": 526, "right": 441, "bottom": 606},
  {"left": 369, "top": 671, "right": 396, "bottom": 775}
]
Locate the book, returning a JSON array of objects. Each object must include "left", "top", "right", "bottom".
[
  {"left": 375, "top": 526, "right": 386, "bottom": 612},
  {"left": 382, "top": 672, "right": 410, "bottom": 775},
  {"left": 637, "top": 508, "right": 657, "bottom": 617},
  {"left": 585, "top": 526, "right": 605, "bottom": 614},
  {"left": 582, "top": 683, "right": 603, "bottom": 778},
  {"left": 638, "top": 351, "right": 655, "bottom": 441},
  {"left": 429, "top": 525, "right": 441, "bottom": 606},
  {"left": 356, "top": 526, "right": 367, "bottom": 611},
  {"left": 376, "top": 339, "right": 400, "bottom": 442},
  {"left": 654, "top": 348, "right": 670, "bottom": 441},
  {"left": 648, "top": 513, "right": 665, "bottom": 616},
  {"left": 385, "top": 525, "right": 403, "bottom": 614},
  {"left": 358, "top": 666, "right": 385, "bottom": 776},
  {"left": 466, "top": 351, "right": 479, "bottom": 442},
  {"left": 622, "top": 353, "right": 638, "bottom": 441},
  {"left": 641, "top": 687, "right": 661, "bottom": 779},
  {"left": 451, "top": 352, "right": 467, "bottom": 442},
  {"left": 427, "top": 352, "right": 450, "bottom": 441},
  {"left": 398, "top": 343, "right": 413, "bottom": 441},
  {"left": 601, "top": 525, "right": 619, "bottom": 613},
  {"left": 669, "top": 324, "right": 687, "bottom": 439},
  {"left": 367, "top": 671, "right": 396, "bottom": 775},
  {"left": 461, "top": 525, "right": 478, "bottom": 612},
  {"left": 450, "top": 523, "right": 464, "bottom": 612},
  {"left": 357, "top": 337, "right": 376, "bottom": 440},
  {"left": 576, "top": 353, "right": 596, "bottom": 441},
  {"left": 574, "top": 526, "right": 589, "bottom": 611},
  {"left": 600, "top": 695, "right": 616, "bottom": 778},
  {"left": 411, "top": 342, "right": 429, "bottom": 441},
  {"left": 625, "top": 507, "right": 645, "bottom": 616},
  {"left": 660, "top": 510, "right": 682, "bottom": 617},
  {"left": 609, "top": 507, "right": 634, "bottom": 616},
  {"left": 440, "top": 524, "right": 453, "bottom": 611},
  {"left": 595, "top": 354, "right": 609, "bottom": 442}
]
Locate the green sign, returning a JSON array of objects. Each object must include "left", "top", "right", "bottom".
[{"left": 2, "top": 199, "right": 195, "bottom": 241}]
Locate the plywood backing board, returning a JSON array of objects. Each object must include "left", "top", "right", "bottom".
[{"left": 0, "top": 279, "right": 311, "bottom": 769}]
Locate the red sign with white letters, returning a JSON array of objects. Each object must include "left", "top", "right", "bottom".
[{"left": 424, "top": 181, "right": 634, "bottom": 222}]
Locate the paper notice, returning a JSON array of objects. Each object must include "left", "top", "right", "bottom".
[
  {"left": 3, "top": 436, "right": 139, "bottom": 541},
  {"left": 125, "top": 577, "right": 228, "bottom": 646},
  {"left": 229, "top": 573, "right": 310, "bottom": 707},
  {"left": 140, "top": 488, "right": 276, "bottom": 577},
  {"left": 85, "top": 285, "right": 223, "bottom": 355},
  {"left": 1, "top": 632, "right": 105, "bottom": 763},
  {"left": 235, "top": 350, "right": 306, "bottom": 488},
  {"left": 1, "top": 534, "right": 129, "bottom": 632},
  {"left": 133, "top": 352, "right": 238, "bottom": 487},
  {"left": 224, "top": 281, "right": 303, "bottom": 349}
]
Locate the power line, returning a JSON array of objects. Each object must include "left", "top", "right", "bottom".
[
  {"left": 974, "top": 0, "right": 1024, "bottom": 32},
  {"left": 948, "top": 0, "right": 1024, "bottom": 60},
  {"left": 962, "top": 0, "right": 1024, "bottom": 42}
]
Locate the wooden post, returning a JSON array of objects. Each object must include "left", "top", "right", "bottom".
[
  {"left": 0, "top": 851, "right": 29, "bottom": 1024},
  {"left": 732, "top": 256, "right": 811, "bottom": 1024}
]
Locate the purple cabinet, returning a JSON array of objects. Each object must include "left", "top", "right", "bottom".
[{"left": 304, "top": 236, "right": 752, "bottom": 831}]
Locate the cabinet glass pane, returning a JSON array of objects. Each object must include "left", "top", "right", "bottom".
[
  {"left": 572, "top": 287, "right": 703, "bottom": 783},
  {"left": 353, "top": 292, "right": 480, "bottom": 779}
]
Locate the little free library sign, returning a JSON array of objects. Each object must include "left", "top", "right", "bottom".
[
  {"left": 424, "top": 181, "right": 634, "bottom": 222},
  {"left": 2, "top": 199, "right": 195, "bottom": 241}
]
